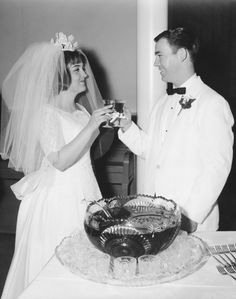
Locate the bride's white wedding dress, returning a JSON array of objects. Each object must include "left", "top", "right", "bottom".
[{"left": 1, "top": 104, "right": 101, "bottom": 299}]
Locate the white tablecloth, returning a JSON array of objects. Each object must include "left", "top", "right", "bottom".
[{"left": 18, "top": 231, "right": 236, "bottom": 299}]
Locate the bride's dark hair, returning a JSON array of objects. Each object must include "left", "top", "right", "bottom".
[{"left": 60, "top": 50, "right": 87, "bottom": 91}]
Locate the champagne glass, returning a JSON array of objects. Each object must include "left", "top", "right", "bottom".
[
  {"left": 113, "top": 100, "right": 126, "bottom": 127},
  {"left": 102, "top": 99, "right": 115, "bottom": 128}
]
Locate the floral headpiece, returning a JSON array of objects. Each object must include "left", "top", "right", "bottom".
[{"left": 51, "top": 32, "right": 79, "bottom": 51}]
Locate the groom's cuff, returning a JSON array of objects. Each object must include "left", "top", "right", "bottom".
[{"left": 118, "top": 121, "right": 136, "bottom": 139}]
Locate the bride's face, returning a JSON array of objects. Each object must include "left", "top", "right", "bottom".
[{"left": 68, "top": 62, "right": 87, "bottom": 94}]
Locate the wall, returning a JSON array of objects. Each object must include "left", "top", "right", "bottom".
[{"left": 0, "top": 0, "right": 137, "bottom": 112}]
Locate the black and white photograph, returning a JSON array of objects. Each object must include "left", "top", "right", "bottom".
[{"left": 0, "top": 0, "right": 236, "bottom": 298}]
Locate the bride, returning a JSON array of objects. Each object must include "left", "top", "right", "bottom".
[{"left": 0, "top": 32, "right": 112, "bottom": 299}]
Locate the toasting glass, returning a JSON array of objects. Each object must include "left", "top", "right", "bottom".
[
  {"left": 112, "top": 100, "right": 126, "bottom": 127},
  {"left": 102, "top": 99, "right": 115, "bottom": 128}
]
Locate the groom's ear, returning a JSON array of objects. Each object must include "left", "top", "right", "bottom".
[{"left": 177, "top": 47, "right": 188, "bottom": 62}]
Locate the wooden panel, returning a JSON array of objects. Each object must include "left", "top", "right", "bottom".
[
  {"left": 0, "top": 159, "right": 23, "bottom": 233},
  {"left": 94, "top": 136, "right": 136, "bottom": 198}
]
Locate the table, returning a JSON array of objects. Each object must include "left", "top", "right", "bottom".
[{"left": 18, "top": 231, "right": 236, "bottom": 299}]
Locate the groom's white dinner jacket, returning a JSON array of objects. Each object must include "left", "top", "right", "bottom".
[{"left": 118, "top": 75, "right": 234, "bottom": 231}]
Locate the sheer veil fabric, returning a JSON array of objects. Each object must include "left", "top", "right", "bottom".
[{"left": 0, "top": 41, "right": 103, "bottom": 175}]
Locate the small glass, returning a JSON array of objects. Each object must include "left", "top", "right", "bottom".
[
  {"left": 88, "top": 252, "right": 111, "bottom": 280},
  {"left": 138, "top": 254, "right": 157, "bottom": 277},
  {"left": 113, "top": 256, "right": 137, "bottom": 280},
  {"left": 102, "top": 99, "right": 115, "bottom": 128},
  {"left": 113, "top": 100, "right": 126, "bottom": 127}
]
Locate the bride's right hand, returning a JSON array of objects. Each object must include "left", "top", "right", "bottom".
[{"left": 88, "top": 105, "right": 113, "bottom": 130}]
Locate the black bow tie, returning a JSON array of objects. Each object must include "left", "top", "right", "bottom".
[{"left": 166, "top": 85, "right": 186, "bottom": 95}]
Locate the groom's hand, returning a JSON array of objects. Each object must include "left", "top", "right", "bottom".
[{"left": 118, "top": 106, "right": 132, "bottom": 132}]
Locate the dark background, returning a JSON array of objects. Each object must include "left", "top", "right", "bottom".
[{"left": 168, "top": 0, "right": 236, "bottom": 230}]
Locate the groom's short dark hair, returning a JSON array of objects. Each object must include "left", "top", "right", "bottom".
[{"left": 154, "top": 27, "right": 199, "bottom": 62}]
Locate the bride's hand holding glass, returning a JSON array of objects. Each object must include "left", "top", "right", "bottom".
[{"left": 88, "top": 105, "right": 113, "bottom": 130}]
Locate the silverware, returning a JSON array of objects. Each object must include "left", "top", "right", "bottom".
[
  {"left": 216, "top": 265, "right": 236, "bottom": 281},
  {"left": 208, "top": 243, "right": 236, "bottom": 281},
  {"left": 208, "top": 244, "right": 236, "bottom": 267},
  {"left": 208, "top": 243, "right": 236, "bottom": 254},
  {"left": 92, "top": 200, "right": 112, "bottom": 218}
]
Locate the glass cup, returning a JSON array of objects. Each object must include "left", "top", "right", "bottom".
[
  {"left": 102, "top": 99, "right": 115, "bottom": 128},
  {"left": 138, "top": 254, "right": 157, "bottom": 278},
  {"left": 112, "top": 100, "right": 126, "bottom": 127},
  {"left": 88, "top": 252, "right": 111, "bottom": 280},
  {"left": 114, "top": 101, "right": 125, "bottom": 114},
  {"left": 113, "top": 256, "right": 137, "bottom": 280},
  {"left": 102, "top": 99, "right": 126, "bottom": 128}
]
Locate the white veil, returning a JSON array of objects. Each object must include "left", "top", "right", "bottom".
[{"left": 0, "top": 39, "right": 104, "bottom": 175}]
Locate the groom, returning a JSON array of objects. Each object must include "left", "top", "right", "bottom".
[{"left": 118, "top": 27, "right": 234, "bottom": 232}]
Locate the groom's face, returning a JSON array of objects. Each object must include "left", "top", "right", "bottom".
[{"left": 154, "top": 38, "right": 180, "bottom": 85}]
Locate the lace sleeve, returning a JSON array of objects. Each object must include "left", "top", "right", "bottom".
[{"left": 39, "top": 105, "right": 65, "bottom": 156}]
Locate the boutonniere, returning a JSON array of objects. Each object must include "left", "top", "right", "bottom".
[{"left": 178, "top": 94, "right": 196, "bottom": 116}]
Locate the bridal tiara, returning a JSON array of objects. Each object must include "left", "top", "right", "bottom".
[{"left": 51, "top": 32, "right": 79, "bottom": 51}]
